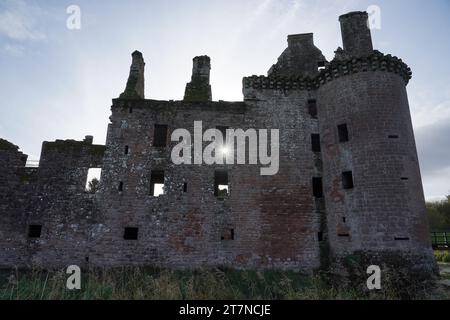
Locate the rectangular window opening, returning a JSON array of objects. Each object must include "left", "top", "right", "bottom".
[
  {"left": 183, "top": 182, "right": 188, "bottom": 193},
  {"left": 311, "top": 134, "right": 321, "bottom": 152},
  {"left": 308, "top": 99, "right": 318, "bottom": 119},
  {"left": 338, "top": 233, "right": 350, "bottom": 238},
  {"left": 150, "top": 170, "right": 165, "bottom": 197},
  {"left": 28, "top": 225, "right": 42, "bottom": 238},
  {"left": 129, "top": 107, "right": 133, "bottom": 114},
  {"left": 388, "top": 135, "right": 399, "bottom": 139},
  {"left": 342, "top": 171, "right": 354, "bottom": 189},
  {"left": 153, "top": 124, "right": 168, "bottom": 147},
  {"left": 318, "top": 61, "right": 326, "bottom": 70},
  {"left": 401, "top": 177, "right": 409, "bottom": 181},
  {"left": 221, "top": 228, "right": 235, "bottom": 241},
  {"left": 118, "top": 181, "right": 124, "bottom": 192},
  {"left": 394, "top": 237, "right": 410, "bottom": 241},
  {"left": 124, "top": 227, "right": 139, "bottom": 240},
  {"left": 338, "top": 124, "right": 349, "bottom": 142},
  {"left": 85, "top": 168, "right": 102, "bottom": 193},
  {"left": 312, "top": 177, "right": 324, "bottom": 198},
  {"left": 124, "top": 145, "right": 129, "bottom": 155},
  {"left": 318, "top": 232, "right": 323, "bottom": 242},
  {"left": 214, "top": 170, "right": 229, "bottom": 198}
]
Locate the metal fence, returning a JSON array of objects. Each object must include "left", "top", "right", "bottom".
[{"left": 431, "top": 232, "right": 449, "bottom": 250}]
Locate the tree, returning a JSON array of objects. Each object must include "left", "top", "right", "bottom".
[
  {"left": 87, "top": 178, "right": 100, "bottom": 194},
  {"left": 426, "top": 194, "right": 450, "bottom": 231}
]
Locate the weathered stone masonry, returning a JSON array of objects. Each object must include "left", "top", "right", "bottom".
[{"left": 0, "top": 12, "right": 437, "bottom": 275}]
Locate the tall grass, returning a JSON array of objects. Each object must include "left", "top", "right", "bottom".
[
  {"left": 0, "top": 267, "right": 447, "bottom": 300},
  {"left": 435, "top": 251, "right": 450, "bottom": 263}
]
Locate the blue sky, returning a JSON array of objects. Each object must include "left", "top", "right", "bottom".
[{"left": 0, "top": 0, "right": 449, "bottom": 200}]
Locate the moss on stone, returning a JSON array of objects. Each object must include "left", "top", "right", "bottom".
[
  {"left": 183, "top": 83, "right": 212, "bottom": 102},
  {"left": 120, "top": 72, "right": 144, "bottom": 99}
]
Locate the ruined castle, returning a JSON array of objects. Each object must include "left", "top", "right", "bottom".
[{"left": 0, "top": 12, "right": 437, "bottom": 275}]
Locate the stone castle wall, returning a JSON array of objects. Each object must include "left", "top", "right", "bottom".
[{"left": 0, "top": 11, "right": 437, "bottom": 275}]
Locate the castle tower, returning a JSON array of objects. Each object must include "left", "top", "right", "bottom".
[
  {"left": 120, "top": 50, "right": 145, "bottom": 99},
  {"left": 317, "top": 12, "right": 437, "bottom": 275},
  {"left": 184, "top": 55, "right": 212, "bottom": 102}
]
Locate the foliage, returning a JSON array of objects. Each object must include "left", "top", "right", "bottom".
[
  {"left": 86, "top": 178, "right": 100, "bottom": 194},
  {"left": 426, "top": 195, "right": 450, "bottom": 231},
  {"left": 435, "top": 251, "right": 450, "bottom": 263}
]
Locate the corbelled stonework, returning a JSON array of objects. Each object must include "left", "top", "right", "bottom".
[{"left": 243, "top": 50, "right": 412, "bottom": 92}]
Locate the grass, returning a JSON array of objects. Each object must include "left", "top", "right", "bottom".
[
  {"left": 0, "top": 267, "right": 449, "bottom": 300},
  {"left": 435, "top": 251, "right": 450, "bottom": 263}
]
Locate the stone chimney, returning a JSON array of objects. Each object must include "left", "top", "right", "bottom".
[
  {"left": 339, "top": 11, "right": 373, "bottom": 57},
  {"left": 120, "top": 50, "right": 145, "bottom": 99},
  {"left": 267, "top": 33, "right": 326, "bottom": 78},
  {"left": 287, "top": 33, "right": 314, "bottom": 48},
  {"left": 184, "top": 56, "right": 212, "bottom": 102}
]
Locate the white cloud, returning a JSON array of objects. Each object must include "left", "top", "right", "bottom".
[
  {"left": 267, "top": 0, "right": 304, "bottom": 38},
  {"left": 422, "top": 166, "right": 450, "bottom": 201},
  {"left": 0, "top": 0, "right": 46, "bottom": 41},
  {"left": 1, "top": 43, "right": 25, "bottom": 56},
  {"left": 412, "top": 99, "right": 450, "bottom": 129},
  {"left": 414, "top": 105, "right": 450, "bottom": 200}
]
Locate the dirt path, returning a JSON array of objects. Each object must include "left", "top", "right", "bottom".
[
  {"left": 440, "top": 263, "right": 450, "bottom": 278},
  {"left": 437, "top": 263, "right": 450, "bottom": 299}
]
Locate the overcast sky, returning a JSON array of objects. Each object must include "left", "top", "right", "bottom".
[{"left": 0, "top": 0, "right": 449, "bottom": 200}]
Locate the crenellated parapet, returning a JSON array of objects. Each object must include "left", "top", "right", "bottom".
[
  {"left": 315, "top": 50, "right": 412, "bottom": 87},
  {"left": 243, "top": 75, "right": 316, "bottom": 91},
  {"left": 243, "top": 50, "right": 412, "bottom": 95}
]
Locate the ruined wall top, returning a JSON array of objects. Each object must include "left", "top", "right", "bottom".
[
  {"left": 120, "top": 50, "right": 145, "bottom": 99},
  {"left": 41, "top": 136, "right": 105, "bottom": 155},
  {"left": 0, "top": 138, "right": 20, "bottom": 151},
  {"left": 112, "top": 11, "right": 410, "bottom": 102}
]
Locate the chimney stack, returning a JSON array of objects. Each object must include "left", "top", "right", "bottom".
[
  {"left": 120, "top": 50, "right": 145, "bottom": 99},
  {"left": 287, "top": 33, "right": 314, "bottom": 48},
  {"left": 184, "top": 56, "right": 212, "bottom": 102},
  {"left": 339, "top": 11, "right": 373, "bottom": 57}
]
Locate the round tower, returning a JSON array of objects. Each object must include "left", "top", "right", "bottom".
[{"left": 317, "top": 12, "right": 437, "bottom": 276}]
